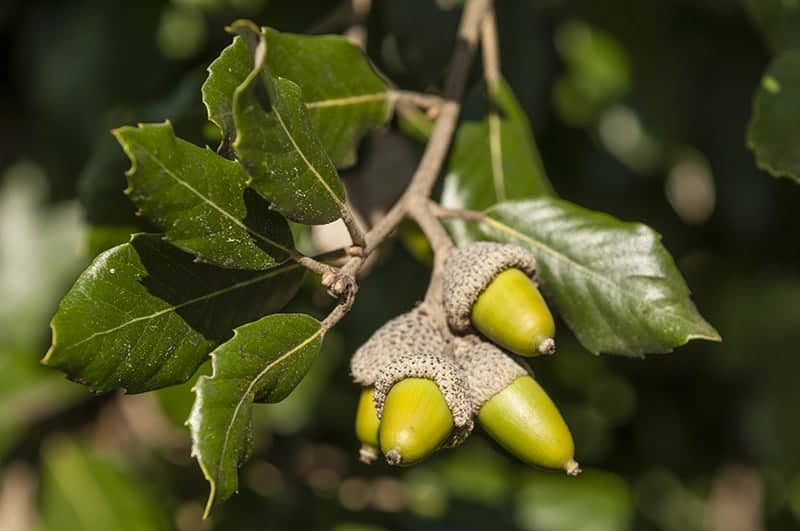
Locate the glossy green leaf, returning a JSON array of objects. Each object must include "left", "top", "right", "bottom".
[
  {"left": 747, "top": 51, "right": 800, "bottom": 183},
  {"left": 44, "top": 234, "right": 304, "bottom": 393},
  {"left": 515, "top": 469, "right": 633, "bottom": 531},
  {"left": 40, "top": 437, "right": 171, "bottom": 531},
  {"left": 745, "top": 0, "right": 800, "bottom": 53},
  {"left": 203, "top": 25, "right": 390, "bottom": 167},
  {"left": 114, "top": 121, "right": 295, "bottom": 270},
  {"left": 229, "top": 21, "right": 347, "bottom": 224},
  {"left": 189, "top": 313, "right": 324, "bottom": 515},
  {"left": 470, "top": 198, "right": 720, "bottom": 355},
  {"left": 442, "top": 79, "right": 552, "bottom": 243}
]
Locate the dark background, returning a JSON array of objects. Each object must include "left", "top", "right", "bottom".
[{"left": 1, "top": 1, "right": 798, "bottom": 530}]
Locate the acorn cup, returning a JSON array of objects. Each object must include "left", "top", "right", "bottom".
[
  {"left": 350, "top": 306, "right": 451, "bottom": 464},
  {"left": 374, "top": 354, "right": 473, "bottom": 466},
  {"left": 350, "top": 306, "right": 449, "bottom": 387},
  {"left": 454, "top": 337, "right": 580, "bottom": 475},
  {"left": 443, "top": 242, "right": 556, "bottom": 357}
]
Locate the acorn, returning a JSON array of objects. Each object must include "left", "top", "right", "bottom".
[
  {"left": 374, "top": 354, "right": 473, "bottom": 466},
  {"left": 454, "top": 337, "right": 580, "bottom": 475},
  {"left": 350, "top": 306, "right": 450, "bottom": 463},
  {"left": 355, "top": 386, "right": 381, "bottom": 463},
  {"left": 443, "top": 242, "right": 556, "bottom": 357}
]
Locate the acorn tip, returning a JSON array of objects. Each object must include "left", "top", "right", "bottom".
[
  {"left": 538, "top": 338, "right": 556, "bottom": 355},
  {"left": 385, "top": 448, "right": 403, "bottom": 466},
  {"left": 565, "top": 458, "right": 582, "bottom": 476},
  {"left": 359, "top": 444, "right": 379, "bottom": 464}
]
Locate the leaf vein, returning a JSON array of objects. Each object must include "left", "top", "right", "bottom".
[{"left": 63, "top": 263, "right": 299, "bottom": 351}]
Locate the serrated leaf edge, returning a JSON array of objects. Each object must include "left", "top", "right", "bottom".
[
  {"left": 230, "top": 23, "right": 347, "bottom": 214},
  {"left": 112, "top": 122, "right": 295, "bottom": 260},
  {"left": 190, "top": 319, "right": 324, "bottom": 518},
  {"left": 42, "top": 253, "right": 301, "bottom": 364},
  {"left": 746, "top": 89, "right": 800, "bottom": 182}
]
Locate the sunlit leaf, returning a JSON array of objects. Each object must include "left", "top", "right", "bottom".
[
  {"left": 204, "top": 24, "right": 390, "bottom": 167},
  {"left": 114, "top": 121, "right": 295, "bottom": 270},
  {"left": 44, "top": 235, "right": 304, "bottom": 393},
  {"left": 469, "top": 198, "right": 720, "bottom": 355},
  {"left": 229, "top": 21, "right": 347, "bottom": 224},
  {"left": 189, "top": 313, "right": 323, "bottom": 514},
  {"left": 443, "top": 78, "right": 552, "bottom": 243},
  {"left": 747, "top": 51, "right": 800, "bottom": 183}
]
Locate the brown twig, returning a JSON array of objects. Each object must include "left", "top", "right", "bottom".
[
  {"left": 480, "top": 4, "right": 501, "bottom": 91},
  {"left": 428, "top": 201, "right": 487, "bottom": 222},
  {"left": 316, "top": 0, "right": 491, "bottom": 330},
  {"left": 339, "top": 206, "right": 367, "bottom": 249},
  {"left": 389, "top": 90, "right": 446, "bottom": 111}
]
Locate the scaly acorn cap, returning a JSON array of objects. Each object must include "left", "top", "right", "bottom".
[
  {"left": 452, "top": 336, "right": 529, "bottom": 414},
  {"left": 350, "top": 305, "right": 448, "bottom": 386},
  {"left": 374, "top": 353, "right": 474, "bottom": 450},
  {"left": 453, "top": 337, "right": 580, "bottom": 476},
  {"left": 443, "top": 242, "right": 538, "bottom": 331},
  {"left": 443, "top": 242, "right": 555, "bottom": 356}
]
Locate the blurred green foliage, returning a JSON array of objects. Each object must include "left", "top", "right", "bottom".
[{"left": 1, "top": 0, "right": 799, "bottom": 530}]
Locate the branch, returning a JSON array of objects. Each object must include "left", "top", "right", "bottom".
[
  {"left": 339, "top": 206, "right": 367, "bottom": 249},
  {"left": 480, "top": 4, "right": 501, "bottom": 91},
  {"left": 323, "top": 0, "right": 491, "bottom": 318},
  {"left": 428, "top": 201, "right": 487, "bottom": 222},
  {"left": 389, "top": 90, "right": 446, "bottom": 111}
]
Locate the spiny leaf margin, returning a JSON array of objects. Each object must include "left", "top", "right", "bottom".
[{"left": 189, "top": 313, "right": 324, "bottom": 516}]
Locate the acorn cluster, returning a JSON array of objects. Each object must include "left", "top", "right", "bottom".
[{"left": 350, "top": 242, "right": 579, "bottom": 475}]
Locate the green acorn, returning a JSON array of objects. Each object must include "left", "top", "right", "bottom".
[
  {"left": 355, "top": 386, "right": 380, "bottom": 463},
  {"left": 443, "top": 242, "right": 556, "bottom": 356},
  {"left": 350, "top": 306, "right": 453, "bottom": 463},
  {"left": 454, "top": 337, "right": 580, "bottom": 475},
  {"left": 379, "top": 378, "right": 453, "bottom": 465},
  {"left": 374, "top": 354, "right": 473, "bottom": 466}
]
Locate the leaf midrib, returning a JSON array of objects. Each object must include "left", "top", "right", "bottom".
[
  {"left": 213, "top": 325, "right": 323, "bottom": 495},
  {"left": 212, "top": 91, "right": 389, "bottom": 122},
  {"left": 305, "top": 92, "right": 388, "bottom": 109},
  {"left": 270, "top": 100, "right": 345, "bottom": 208},
  {"left": 53, "top": 263, "right": 299, "bottom": 353},
  {"left": 488, "top": 112, "right": 506, "bottom": 201},
  {"left": 137, "top": 146, "right": 293, "bottom": 256}
]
